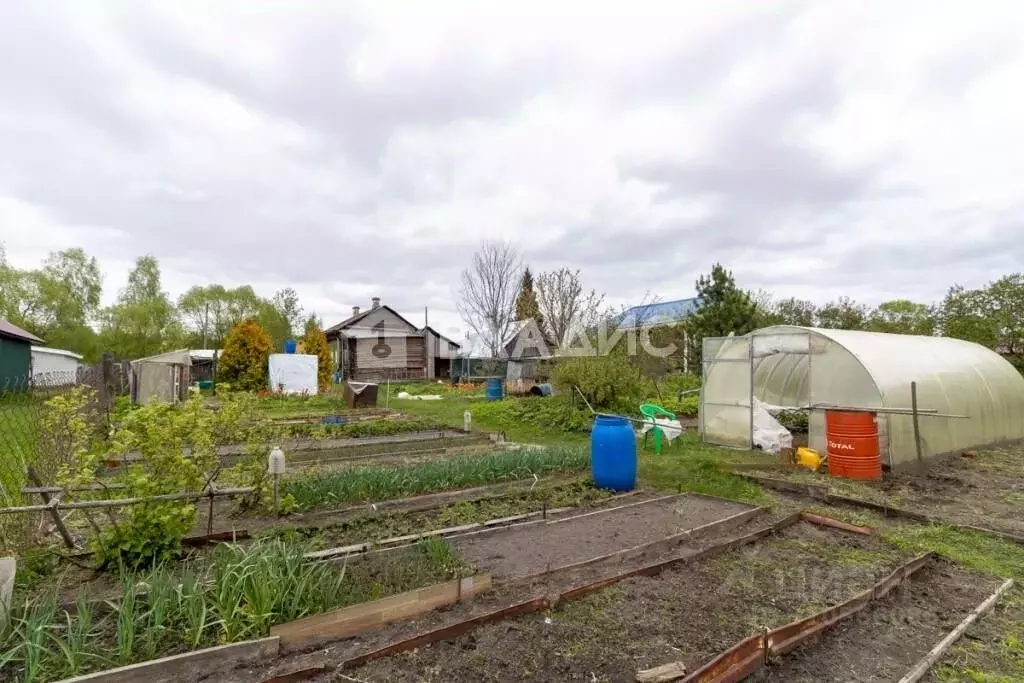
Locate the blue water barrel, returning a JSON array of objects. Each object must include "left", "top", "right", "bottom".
[
  {"left": 486, "top": 378, "right": 504, "bottom": 401},
  {"left": 284, "top": 339, "right": 297, "bottom": 354},
  {"left": 590, "top": 414, "right": 637, "bottom": 491}
]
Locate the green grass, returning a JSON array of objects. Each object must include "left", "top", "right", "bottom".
[{"left": 283, "top": 445, "right": 589, "bottom": 510}]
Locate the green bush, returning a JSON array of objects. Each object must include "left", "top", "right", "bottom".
[
  {"left": 471, "top": 396, "right": 593, "bottom": 433},
  {"left": 772, "top": 409, "right": 809, "bottom": 432},
  {"left": 550, "top": 352, "right": 648, "bottom": 409}
]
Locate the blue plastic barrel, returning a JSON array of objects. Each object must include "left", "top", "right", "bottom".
[
  {"left": 284, "top": 339, "right": 297, "bottom": 354},
  {"left": 486, "top": 378, "right": 504, "bottom": 401},
  {"left": 590, "top": 414, "right": 637, "bottom": 491}
]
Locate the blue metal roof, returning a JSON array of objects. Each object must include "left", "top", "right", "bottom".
[{"left": 615, "top": 297, "right": 702, "bottom": 328}]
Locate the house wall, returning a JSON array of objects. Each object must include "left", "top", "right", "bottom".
[
  {"left": 353, "top": 336, "right": 426, "bottom": 381},
  {"left": 0, "top": 336, "right": 31, "bottom": 390},
  {"left": 31, "top": 349, "right": 82, "bottom": 386}
]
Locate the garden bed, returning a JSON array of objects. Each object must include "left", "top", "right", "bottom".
[
  {"left": 755, "top": 558, "right": 1000, "bottom": 682},
  {"left": 343, "top": 521, "right": 915, "bottom": 682},
  {"left": 452, "top": 493, "right": 757, "bottom": 581},
  {"left": 733, "top": 441, "right": 1024, "bottom": 539}
]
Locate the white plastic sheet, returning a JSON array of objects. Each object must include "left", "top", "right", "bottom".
[
  {"left": 268, "top": 354, "right": 318, "bottom": 395},
  {"left": 752, "top": 398, "right": 792, "bottom": 454}
]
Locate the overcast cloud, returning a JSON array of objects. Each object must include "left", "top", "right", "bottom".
[{"left": 2, "top": 0, "right": 1023, "bottom": 342}]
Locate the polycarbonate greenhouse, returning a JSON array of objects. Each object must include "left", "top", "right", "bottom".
[{"left": 700, "top": 326, "right": 1024, "bottom": 468}]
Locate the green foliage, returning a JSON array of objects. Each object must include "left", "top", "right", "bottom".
[
  {"left": 472, "top": 396, "right": 593, "bottom": 433},
  {"left": 514, "top": 266, "right": 543, "bottom": 329},
  {"left": 99, "top": 255, "right": 183, "bottom": 359},
  {"left": 284, "top": 445, "right": 588, "bottom": 509},
  {"left": 683, "top": 263, "right": 759, "bottom": 367},
  {"left": 301, "top": 325, "right": 334, "bottom": 391},
  {"left": 771, "top": 409, "right": 810, "bottom": 432},
  {"left": 550, "top": 351, "right": 649, "bottom": 410},
  {"left": 866, "top": 299, "right": 936, "bottom": 335},
  {"left": 219, "top": 319, "right": 273, "bottom": 392}
]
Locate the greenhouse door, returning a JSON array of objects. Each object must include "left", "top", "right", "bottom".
[{"left": 700, "top": 335, "right": 753, "bottom": 449}]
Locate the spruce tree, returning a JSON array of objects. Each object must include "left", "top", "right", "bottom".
[{"left": 514, "top": 267, "right": 543, "bottom": 329}]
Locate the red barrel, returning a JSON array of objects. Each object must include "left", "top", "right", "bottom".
[{"left": 826, "top": 410, "right": 882, "bottom": 481}]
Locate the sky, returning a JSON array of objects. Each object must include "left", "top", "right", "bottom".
[{"left": 1, "top": 0, "right": 1023, "bottom": 346}]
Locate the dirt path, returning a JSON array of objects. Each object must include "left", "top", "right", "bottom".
[
  {"left": 755, "top": 558, "right": 998, "bottom": 682},
  {"left": 453, "top": 494, "right": 756, "bottom": 580},
  {"left": 348, "top": 522, "right": 912, "bottom": 682}
]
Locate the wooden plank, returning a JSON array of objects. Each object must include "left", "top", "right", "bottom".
[
  {"left": 271, "top": 574, "right": 491, "bottom": 651},
  {"left": 680, "top": 633, "right": 764, "bottom": 683},
  {"left": 636, "top": 661, "right": 687, "bottom": 682},
  {"left": 55, "top": 636, "right": 279, "bottom": 683},
  {"left": 798, "top": 512, "right": 875, "bottom": 536},
  {"left": 897, "top": 578, "right": 1014, "bottom": 683}
]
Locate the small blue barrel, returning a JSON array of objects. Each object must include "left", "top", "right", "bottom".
[
  {"left": 590, "top": 414, "right": 637, "bottom": 491},
  {"left": 284, "top": 339, "right": 297, "bottom": 354},
  {"left": 486, "top": 378, "right": 504, "bottom": 401}
]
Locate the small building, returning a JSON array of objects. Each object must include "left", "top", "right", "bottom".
[
  {"left": 325, "top": 298, "right": 462, "bottom": 382},
  {"left": 0, "top": 319, "right": 43, "bottom": 390},
  {"left": 504, "top": 320, "right": 557, "bottom": 395},
  {"left": 615, "top": 297, "right": 702, "bottom": 330},
  {"left": 31, "top": 346, "right": 83, "bottom": 386},
  {"left": 188, "top": 349, "right": 220, "bottom": 383},
  {"left": 129, "top": 349, "right": 191, "bottom": 405}
]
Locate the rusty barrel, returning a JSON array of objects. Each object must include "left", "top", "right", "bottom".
[{"left": 825, "top": 410, "right": 882, "bottom": 481}]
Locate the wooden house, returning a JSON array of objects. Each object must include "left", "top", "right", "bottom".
[{"left": 325, "top": 298, "right": 462, "bottom": 381}]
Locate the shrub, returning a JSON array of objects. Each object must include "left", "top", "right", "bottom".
[
  {"left": 472, "top": 396, "right": 592, "bottom": 433},
  {"left": 550, "top": 351, "right": 648, "bottom": 410},
  {"left": 219, "top": 319, "right": 273, "bottom": 392},
  {"left": 772, "top": 409, "right": 810, "bottom": 432},
  {"left": 301, "top": 325, "right": 334, "bottom": 391}
]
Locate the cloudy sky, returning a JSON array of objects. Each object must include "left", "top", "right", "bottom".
[{"left": 2, "top": 0, "right": 1023, "bottom": 342}]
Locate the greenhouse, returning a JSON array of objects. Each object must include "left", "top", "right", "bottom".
[{"left": 700, "top": 326, "right": 1024, "bottom": 469}]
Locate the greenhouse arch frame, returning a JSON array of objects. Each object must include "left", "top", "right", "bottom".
[{"left": 700, "top": 326, "right": 1024, "bottom": 469}]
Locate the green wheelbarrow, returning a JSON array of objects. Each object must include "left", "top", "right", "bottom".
[{"left": 640, "top": 403, "right": 679, "bottom": 455}]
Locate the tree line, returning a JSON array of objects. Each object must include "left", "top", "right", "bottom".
[
  {"left": 457, "top": 241, "right": 1024, "bottom": 373},
  {"left": 0, "top": 246, "right": 321, "bottom": 361}
]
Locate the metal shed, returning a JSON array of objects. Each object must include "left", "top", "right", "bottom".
[{"left": 130, "top": 349, "right": 191, "bottom": 405}]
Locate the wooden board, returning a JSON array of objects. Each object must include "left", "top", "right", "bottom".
[
  {"left": 271, "top": 574, "right": 492, "bottom": 651},
  {"left": 55, "top": 637, "right": 279, "bottom": 683}
]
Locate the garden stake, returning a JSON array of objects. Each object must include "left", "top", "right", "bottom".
[{"left": 26, "top": 466, "right": 74, "bottom": 549}]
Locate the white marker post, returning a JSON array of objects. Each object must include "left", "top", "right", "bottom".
[{"left": 268, "top": 446, "right": 287, "bottom": 516}]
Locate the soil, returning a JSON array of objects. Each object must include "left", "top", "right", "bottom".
[
  {"left": 453, "top": 494, "right": 757, "bottom": 580},
  {"left": 756, "top": 558, "right": 998, "bottom": 682},
  {"left": 346, "top": 522, "right": 913, "bottom": 682},
  {"left": 927, "top": 585, "right": 1024, "bottom": 682},
  {"left": 737, "top": 442, "right": 1024, "bottom": 538},
  {"left": 213, "top": 507, "right": 802, "bottom": 683}
]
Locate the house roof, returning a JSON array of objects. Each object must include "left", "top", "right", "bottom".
[
  {"left": 615, "top": 297, "right": 702, "bottom": 329},
  {"left": 504, "top": 320, "right": 557, "bottom": 359},
  {"left": 421, "top": 326, "right": 462, "bottom": 348},
  {"left": 31, "top": 346, "right": 83, "bottom": 360},
  {"left": 0, "top": 318, "right": 44, "bottom": 344},
  {"left": 325, "top": 305, "right": 419, "bottom": 338}
]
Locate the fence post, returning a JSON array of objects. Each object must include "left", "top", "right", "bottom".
[
  {"left": 101, "top": 353, "right": 115, "bottom": 412},
  {"left": 26, "top": 467, "right": 75, "bottom": 549}
]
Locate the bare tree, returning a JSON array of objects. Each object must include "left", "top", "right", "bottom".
[
  {"left": 535, "top": 268, "right": 607, "bottom": 349},
  {"left": 456, "top": 241, "right": 522, "bottom": 357}
]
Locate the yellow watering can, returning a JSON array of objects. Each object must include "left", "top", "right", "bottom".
[{"left": 796, "top": 447, "right": 823, "bottom": 472}]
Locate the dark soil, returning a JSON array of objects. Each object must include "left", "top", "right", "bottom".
[
  {"left": 927, "top": 585, "right": 1024, "bottom": 682},
  {"left": 346, "top": 522, "right": 912, "bottom": 682},
  {"left": 756, "top": 558, "right": 998, "bottom": 682},
  {"left": 213, "top": 507, "right": 801, "bottom": 683},
  {"left": 453, "top": 494, "right": 756, "bottom": 580}
]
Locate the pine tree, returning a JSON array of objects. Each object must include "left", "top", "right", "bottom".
[
  {"left": 302, "top": 324, "right": 334, "bottom": 391},
  {"left": 514, "top": 267, "right": 543, "bottom": 328},
  {"left": 683, "top": 264, "right": 759, "bottom": 369}
]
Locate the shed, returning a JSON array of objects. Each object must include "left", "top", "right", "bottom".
[
  {"left": 30, "top": 346, "right": 83, "bottom": 387},
  {"left": 0, "top": 319, "right": 43, "bottom": 390},
  {"left": 701, "top": 326, "right": 1024, "bottom": 468},
  {"left": 129, "top": 349, "right": 191, "bottom": 405}
]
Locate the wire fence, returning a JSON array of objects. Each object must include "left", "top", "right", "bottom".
[{"left": 0, "top": 360, "right": 121, "bottom": 550}]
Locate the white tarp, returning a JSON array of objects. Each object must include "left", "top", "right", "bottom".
[
  {"left": 268, "top": 354, "right": 318, "bottom": 395},
  {"left": 752, "top": 398, "right": 793, "bottom": 454}
]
